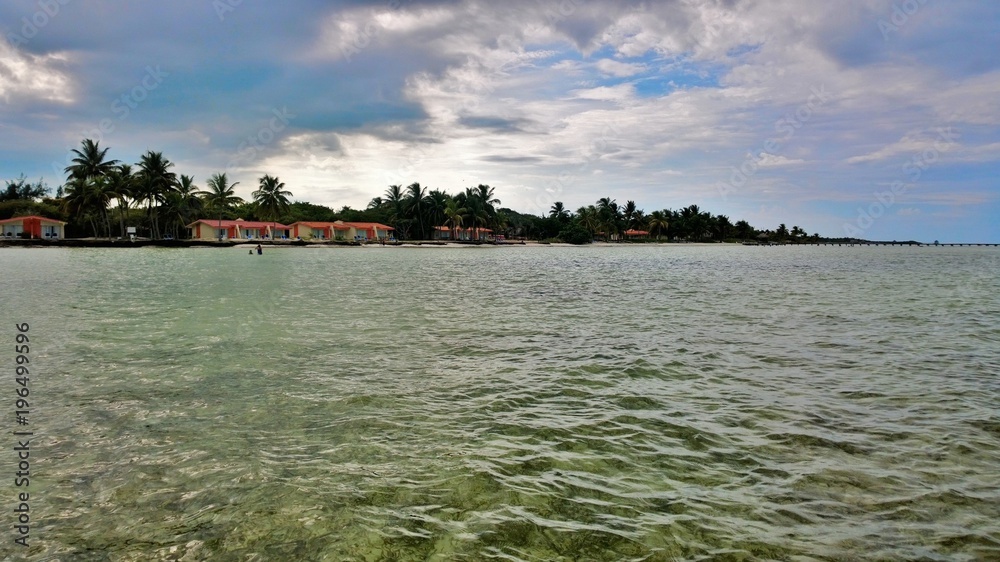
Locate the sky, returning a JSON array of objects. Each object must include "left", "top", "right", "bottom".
[{"left": 1, "top": 0, "right": 998, "bottom": 242}]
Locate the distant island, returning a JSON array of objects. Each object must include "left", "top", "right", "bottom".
[{"left": 0, "top": 139, "right": 915, "bottom": 246}]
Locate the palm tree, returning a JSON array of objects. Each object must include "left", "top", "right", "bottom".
[
  {"left": 622, "top": 200, "right": 637, "bottom": 230},
  {"left": 596, "top": 197, "right": 620, "bottom": 240},
  {"left": 444, "top": 198, "right": 467, "bottom": 240},
  {"left": 106, "top": 164, "right": 135, "bottom": 237},
  {"left": 475, "top": 184, "right": 501, "bottom": 224},
  {"left": 64, "top": 139, "right": 119, "bottom": 182},
  {"left": 425, "top": 189, "right": 450, "bottom": 234},
  {"left": 171, "top": 175, "right": 205, "bottom": 237},
  {"left": 713, "top": 214, "right": 733, "bottom": 241},
  {"left": 253, "top": 174, "right": 292, "bottom": 240},
  {"left": 549, "top": 201, "right": 569, "bottom": 222},
  {"left": 631, "top": 209, "right": 646, "bottom": 233},
  {"left": 63, "top": 139, "right": 119, "bottom": 238},
  {"left": 136, "top": 151, "right": 178, "bottom": 239},
  {"left": 62, "top": 178, "right": 98, "bottom": 237},
  {"left": 776, "top": 223, "right": 789, "bottom": 241},
  {"left": 457, "top": 188, "right": 487, "bottom": 240},
  {"left": 647, "top": 210, "right": 669, "bottom": 241},
  {"left": 202, "top": 172, "right": 242, "bottom": 240},
  {"left": 576, "top": 205, "right": 599, "bottom": 238},
  {"left": 735, "top": 220, "right": 753, "bottom": 240},
  {"left": 405, "top": 182, "right": 427, "bottom": 240},
  {"left": 62, "top": 176, "right": 113, "bottom": 238}
]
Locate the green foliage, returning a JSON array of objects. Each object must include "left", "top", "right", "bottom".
[
  {"left": 280, "top": 201, "right": 338, "bottom": 223},
  {"left": 0, "top": 199, "right": 64, "bottom": 221},
  {"left": 558, "top": 224, "right": 592, "bottom": 245},
  {"left": 1, "top": 175, "right": 49, "bottom": 202},
  {"left": 40, "top": 138, "right": 829, "bottom": 242}
]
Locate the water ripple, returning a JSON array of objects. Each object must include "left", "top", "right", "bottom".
[{"left": 2, "top": 246, "right": 998, "bottom": 560}]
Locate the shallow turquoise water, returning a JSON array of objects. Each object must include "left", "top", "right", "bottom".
[{"left": 1, "top": 245, "right": 999, "bottom": 560}]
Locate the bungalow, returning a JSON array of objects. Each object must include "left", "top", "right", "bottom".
[
  {"left": 433, "top": 225, "right": 492, "bottom": 241},
  {"left": 624, "top": 229, "right": 650, "bottom": 239},
  {"left": 0, "top": 215, "right": 66, "bottom": 239},
  {"left": 288, "top": 221, "right": 351, "bottom": 240},
  {"left": 187, "top": 219, "right": 291, "bottom": 240},
  {"left": 432, "top": 226, "right": 454, "bottom": 240},
  {"left": 336, "top": 221, "right": 394, "bottom": 241}
]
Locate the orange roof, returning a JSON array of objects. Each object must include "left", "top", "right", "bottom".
[
  {"left": 0, "top": 215, "right": 66, "bottom": 225},
  {"left": 187, "top": 219, "right": 290, "bottom": 229},
  {"left": 290, "top": 221, "right": 351, "bottom": 230},
  {"left": 624, "top": 229, "right": 649, "bottom": 235},
  {"left": 340, "top": 221, "right": 394, "bottom": 230}
]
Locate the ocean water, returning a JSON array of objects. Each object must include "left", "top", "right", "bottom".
[{"left": 1, "top": 244, "right": 998, "bottom": 561}]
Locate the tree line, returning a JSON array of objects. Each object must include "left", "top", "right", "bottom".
[{"left": 2, "top": 138, "right": 819, "bottom": 243}]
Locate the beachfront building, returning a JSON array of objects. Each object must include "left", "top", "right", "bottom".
[
  {"left": 288, "top": 221, "right": 351, "bottom": 240},
  {"left": 336, "top": 221, "right": 394, "bottom": 241},
  {"left": 0, "top": 215, "right": 66, "bottom": 239},
  {"left": 624, "top": 229, "right": 650, "bottom": 239},
  {"left": 187, "top": 219, "right": 291, "bottom": 240},
  {"left": 433, "top": 225, "right": 493, "bottom": 241}
]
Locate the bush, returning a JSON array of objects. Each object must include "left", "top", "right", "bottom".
[{"left": 558, "top": 225, "right": 592, "bottom": 245}]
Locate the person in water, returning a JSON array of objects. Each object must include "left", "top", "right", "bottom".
[{"left": 256, "top": 244, "right": 262, "bottom": 255}]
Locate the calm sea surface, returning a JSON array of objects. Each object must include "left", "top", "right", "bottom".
[{"left": 1, "top": 245, "right": 999, "bottom": 561}]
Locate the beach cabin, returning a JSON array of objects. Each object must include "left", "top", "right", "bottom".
[
  {"left": 288, "top": 221, "right": 351, "bottom": 240},
  {"left": 432, "top": 226, "right": 492, "bottom": 241},
  {"left": 336, "top": 221, "right": 394, "bottom": 242},
  {"left": 0, "top": 215, "right": 66, "bottom": 239},
  {"left": 456, "top": 227, "right": 492, "bottom": 241},
  {"left": 187, "top": 219, "right": 291, "bottom": 240},
  {"left": 624, "top": 229, "right": 650, "bottom": 240}
]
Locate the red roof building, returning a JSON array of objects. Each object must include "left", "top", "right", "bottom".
[
  {"left": 432, "top": 226, "right": 493, "bottom": 241},
  {"left": 288, "top": 221, "right": 351, "bottom": 240},
  {"left": 336, "top": 221, "right": 394, "bottom": 241},
  {"left": 186, "top": 219, "right": 291, "bottom": 240},
  {"left": 0, "top": 215, "right": 66, "bottom": 239}
]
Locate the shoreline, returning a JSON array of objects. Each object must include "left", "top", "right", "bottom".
[{"left": 1, "top": 239, "right": 997, "bottom": 249}]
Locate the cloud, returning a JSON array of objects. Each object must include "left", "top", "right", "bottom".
[
  {"left": 594, "top": 58, "right": 646, "bottom": 77},
  {"left": 757, "top": 152, "right": 805, "bottom": 167},
  {"left": 0, "top": 39, "right": 74, "bottom": 103},
  {"left": 846, "top": 129, "right": 960, "bottom": 164},
  {"left": 0, "top": 0, "right": 997, "bottom": 242}
]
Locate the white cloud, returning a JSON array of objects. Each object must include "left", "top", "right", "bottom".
[
  {"left": 594, "top": 58, "right": 645, "bottom": 77},
  {"left": 846, "top": 130, "right": 960, "bottom": 164},
  {"left": 0, "top": 40, "right": 74, "bottom": 103},
  {"left": 757, "top": 152, "right": 806, "bottom": 167}
]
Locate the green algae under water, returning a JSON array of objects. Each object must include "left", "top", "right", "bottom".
[{"left": 1, "top": 244, "right": 999, "bottom": 561}]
